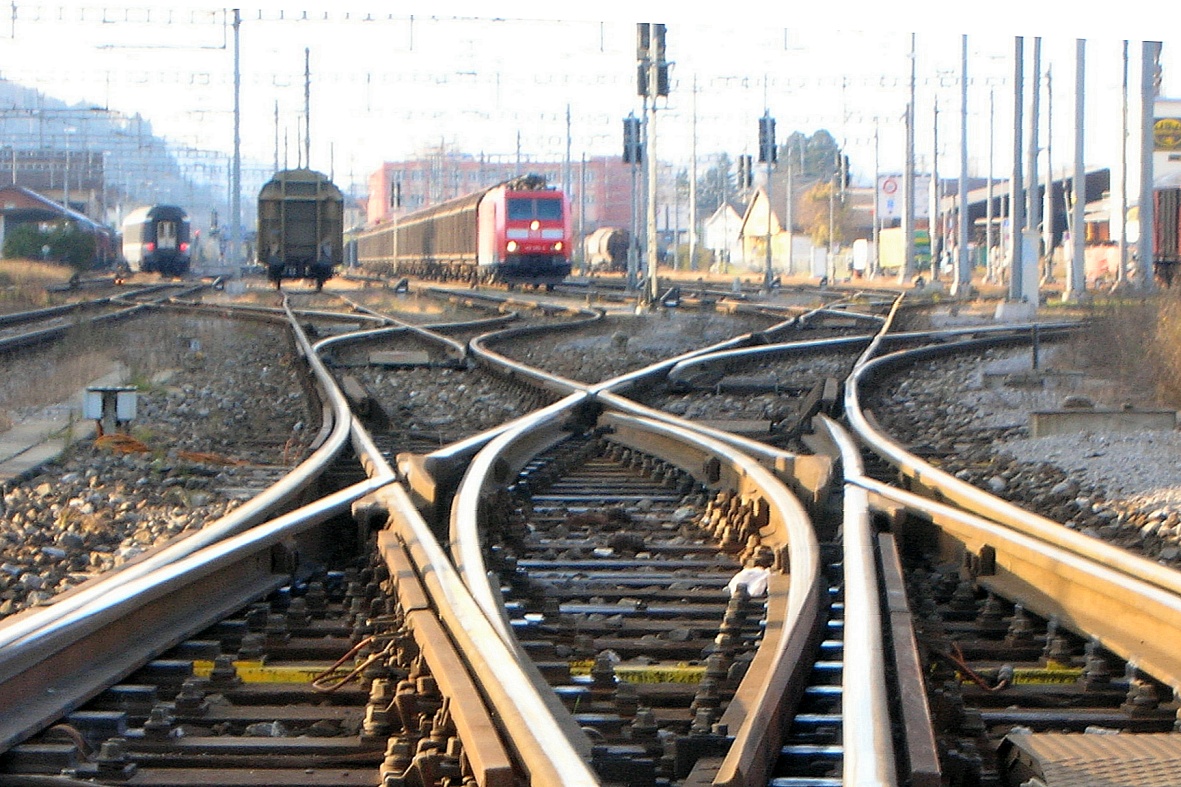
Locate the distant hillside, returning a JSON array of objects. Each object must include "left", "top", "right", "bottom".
[{"left": 0, "top": 78, "right": 228, "bottom": 231}]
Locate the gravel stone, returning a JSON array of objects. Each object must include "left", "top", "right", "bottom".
[
  {"left": 868, "top": 344, "right": 1181, "bottom": 563},
  {"left": 0, "top": 314, "right": 316, "bottom": 619}
]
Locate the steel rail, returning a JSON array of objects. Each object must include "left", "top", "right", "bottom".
[
  {"left": 0, "top": 474, "right": 389, "bottom": 752},
  {"left": 592, "top": 389, "right": 834, "bottom": 508},
  {"left": 310, "top": 295, "right": 603, "bottom": 782},
  {"left": 150, "top": 297, "right": 391, "bottom": 326},
  {"left": 0, "top": 297, "right": 126, "bottom": 327},
  {"left": 0, "top": 283, "right": 190, "bottom": 350},
  {"left": 423, "top": 285, "right": 601, "bottom": 318},
  {"left": 448, "top": 403, "right": 824, "bottom": 787},
  {"left": 599, "top": 411, "right": 825, "bottom": 787},
  {"left": 841, "top": 323, "right": 1181, "bottom": 687},
  {"left": 0, "top": 293, "right": 405, "bottom": 752},
  {"left": 663, "top": 320, "right": 1078, "bottom": 390},
  {"left": 0, "top": 301, "right": 150, "bottom": 352},
  {"left": 0, "top": 296, "right": 356, "bottom": 654},
  {"left": 448, "top": 395, "right": 593, "bottom": 642},
  {"left": 813, "top": 415, "right": 898, "bottom": 787},
  {"left": 665, "top": 334, "right": 874, "bottom": 389},
  {"left": 345, "top": 295, "right": 523, "bottom": 337},
  {"left": 398, "top": 303, "right": 802, "bottom": 507},
  {"left": 855, "top": 473, "right": 1181, "bottom": 694},
  {"left": 399, "top": 304, "right": 828, "bottom": 519},
  {"left": 378, "top": 481, "right": 601, "bottom": 786},
  {"left": 333, "top": 294, "right": 471, "bottom": 361},
  {"left": 842, "top": 334, "right": 1181, "bottom": 595}
]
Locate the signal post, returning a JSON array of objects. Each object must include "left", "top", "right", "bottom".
[{"left": 636, "top": 24, "right": 669, "bottom": 306}]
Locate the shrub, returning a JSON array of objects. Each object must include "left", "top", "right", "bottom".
[{"left": 2, "top": 222, "right": 96, "bottom": 271}]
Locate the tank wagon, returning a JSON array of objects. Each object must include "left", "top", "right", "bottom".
[
  {"left": 355, "top": 174, "right": 572, "bottom": 289},
  {"left": 121, "top": 205, "right": 191, "bottom": 277},
  {"left": 257, "top": 168, "right": 343, "bottom": 290},
  {"left": 584, "top": 226, "right": 631, "bottom": 272}
]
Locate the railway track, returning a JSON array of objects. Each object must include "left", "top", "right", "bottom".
[{"left": 5, "top": 279, "right": 1181, "bottom": 785}]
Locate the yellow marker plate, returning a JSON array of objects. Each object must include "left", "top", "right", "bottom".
[
  {"left": 569, "top": 660, "right": 706, "bottom": 684},
  {"left": 1011, "top": 666, "right": 1084, "bottom": 685},
  {"left": 192, "top": 660, "right": 353, "bottom": 684}
]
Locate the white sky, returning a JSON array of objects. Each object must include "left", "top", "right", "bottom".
[{"left": 1, "top": 1, "right": 1177, "bottom": 193}]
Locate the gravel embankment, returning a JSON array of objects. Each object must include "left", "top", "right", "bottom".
[
  {"left": 0, "top": 313, "right": 316, "bottom": 616},
  {"left": 867, "top": 345, "right": 1181, "bottom": 563}
]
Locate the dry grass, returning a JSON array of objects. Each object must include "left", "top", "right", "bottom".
[
  {"left": 1069, "top": 292, "right": 1181, "bottom": 410},
  {"left": 0, "top": 326, "right": 121, "bottom": 431},
  {"left": 0, "top": 315, "right": 192, "bottom": 433},
  {"left": 1147, "top": 292, "right": 1181, "bottom": 408},
  {"left": 0, "top": 259, "right": 76, "bottom": 312}
]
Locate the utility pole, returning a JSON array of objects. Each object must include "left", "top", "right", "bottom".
[
  {"left": 1009, "top": 36, "right": 1025, "bottom": 303},
  {"left": 636, "top": 23, "right": 670, "bottom": 305},
  {"left": 930, "top": 96, "right": 940, "bottom": 283},
  {"left": 1118, "top": 40, "right": 1129, "bottom": 285},
  {"left": 1027, "top": 38, "right": 1041, "bottom": 253},
  {"left": 1139, "top": 40, "right": 1161, "bottom": 290},
  {"left": 902, "top": 33, "right": 916, "bottom": 283},
  {"left": 786, "top": 140, "right": 796, "bottom": 277},
  {"left": 564, "top": 104, "right": 571, "bottom": 217},
  {"left": 689, "top": 77, "right": 698, "bottom": 272},
  {"left": 986, "top": 89, "right": 995, "bottom": 282},
  {"left": 872, "top": 122, "right": 879, "bottom": 278},
  {"left": 1043, "top": 66, "right": 1054, "bottom": 283},
  {"left": 229, "top": 7, "right": 241, "bottom": 269},
  {"left": 578, "top": 153, "right": 586, "bottom": 275},
  {"left": 1068, "top": 39, "right": 1086, "bottom": 301},
  {"left": 304, "top": 47, "right": 311, "bottom": 168},
  {"left": 273, "top": 100, "right": 279, "bottom": 174},
  {"left": 954, "top": 34, "right": 971, "bottom": 296}
]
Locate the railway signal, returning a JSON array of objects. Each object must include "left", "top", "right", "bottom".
[
  {"left": 737, "top": 154, "right": 753, "bottom": 189},
  {"left": 622, "top": 115, "right": 643, "bottom": 164},
  {"left": 636, "top": 23, "right": 669, "bottom": 98},
  {"left": 758, "top": 114, "right": 777, "bottom": 164}
]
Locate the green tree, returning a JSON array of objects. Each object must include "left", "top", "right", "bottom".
[
  {"left": 1, "top": 224, "right": 48, "bottom": 260},
  {"left": 2, "top": 222, "right": 95, "bottom": 270},
  {"left": 780, "top": 129, "right": 841, "bottom": 181},
  {"left": 695, "top": 152, "right": 734, "bottom": 217}
]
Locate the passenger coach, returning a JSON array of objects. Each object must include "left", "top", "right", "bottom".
[{"left": 121, "top": 205, "right": 191, "bottom": 278}]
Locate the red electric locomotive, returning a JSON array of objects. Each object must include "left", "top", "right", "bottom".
[{"left": 356, "top": 174, "right": 572, "bottom": 290}]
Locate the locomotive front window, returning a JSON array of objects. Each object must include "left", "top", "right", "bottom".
[
  {"left": 507, "top": 198, "right": 564, "bottom": 221},
  {"left": 507, "top": 198, "right": 533, "bottom": 221}
]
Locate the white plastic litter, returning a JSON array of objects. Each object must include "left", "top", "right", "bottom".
[{"left": 727, "top": 567, "right": 770, "bottom": 597}]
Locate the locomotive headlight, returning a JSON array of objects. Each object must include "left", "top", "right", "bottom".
[
  {"left": 506, "top": 241, "right": 518, "bottom": 253},
  {"left": 553, "top": 241, "right": 563, "bottom": 251},
  {"left": 530, "top": 220, "right": 540, "bottom": 231}
]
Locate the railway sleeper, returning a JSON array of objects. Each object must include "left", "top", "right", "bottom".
[
  {"left": 902, "top": 550, "right": 1181, "bottom": 786},
  {"left": 1, "top": 545, "right": 511, "bottom": 787},
  {"left": 478, "top": 431, "right": 809, "bottom": 785}
]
